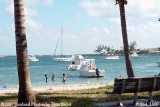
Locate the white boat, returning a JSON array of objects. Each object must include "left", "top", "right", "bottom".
[
  {"left": 156, "top": 62, "right": 160, "bottom": 67},
  {"left": 106, "top": 55, "right": 119, "bottom": 60},
  {"left": 53, "top": 28, "right": 72, "bottom": 62},
  {"left": 53, "top": 56, "right": 73, "bottom": 62},
  {"left": 130, "top": 52, "right": 138, "bottom": 57},
  {"left": 78, "top": 59, "right": 105, "bottom": 77},
  {"left": 28, "top": 56, "right": 39, "bottom": 62},
  {"left": 67, "top": 55, "right": 84, "bottom": 71}
]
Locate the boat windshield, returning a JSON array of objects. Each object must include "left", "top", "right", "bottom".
[{"left": 81, "top": 60, "right": 96, "bottom": 70}]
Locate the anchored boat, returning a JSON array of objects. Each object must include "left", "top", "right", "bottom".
[
  {"left": 28, "top": 56, "right": 39, "bottom": 62},
  {"left": 67, "top": 54, "right": 84, "bottom": 71},
  {"left": 106, "top": 55, "right": 119, "bottom": 60},
  {"left": 78, "top": 59, "right": 105, "bottom": 77},
  {"left": 52, "top": 28, "right": 72, "bottom": 62}
]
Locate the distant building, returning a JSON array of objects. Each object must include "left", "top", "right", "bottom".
[{"left": 148, "top": 48, "right": 160, "bottom": 54}]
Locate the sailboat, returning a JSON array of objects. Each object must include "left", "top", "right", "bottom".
[{"left": 52, "top": 28, "right": 73, "bottom": 62}]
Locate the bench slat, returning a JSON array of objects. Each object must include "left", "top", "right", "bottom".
[{"left": 111, "top": 76, "right": 160, "bottom": 94}]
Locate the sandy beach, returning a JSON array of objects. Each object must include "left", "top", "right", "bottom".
[{"left": 0, "top": 82, "right": 110, "bottom": 96}]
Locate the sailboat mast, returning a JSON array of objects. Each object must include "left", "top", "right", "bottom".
[
  {"left": 54, "top": 33, "right": 60, "bottom": 56},
  {"left": 61, "top": 27, "right": 63, "bottom": 57},
  {"left": 53, "top": 28, "right": 62, "bottom": 56}
]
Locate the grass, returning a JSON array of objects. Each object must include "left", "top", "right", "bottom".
[
  {"left": 0, "top": 96, "right": 17, "bottom": 103},
  {"left": 0, "top": 85, "right": 160, "bottom": 107},
  {"left": 36, "top": 96, "right": 93, "bottom": 107}
]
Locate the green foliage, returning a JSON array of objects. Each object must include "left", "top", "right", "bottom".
[
  {"left": 129, "top": 41, "right": 137, "bottom": 53},
  {"left": 0, "top": 96, "right": 17, "bottom": 103},
  {"left": 115, "top": 0, "right": 128, "bottom": 5},
  {"left": 93, "top": 42, "right": 160, "bottom": 55},
  {"left": 36, "top": 96, "right": 94, "bottom": 107},
  {"left": 94, "top": 44, "right": 107, "bottom": 54},
  {"left": 71, "top": 98, "right": 93, "bottom": 107},
  {"left": 94, "top": 44, "right": 117, "bottom": 55}
]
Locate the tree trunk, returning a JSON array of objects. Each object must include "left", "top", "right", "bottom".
[
  {"left": 118, "top": 0, "right": 134, "bottom": 77},
  {"left": 14, "top": 0, "right": 36, "bottom": 104}
]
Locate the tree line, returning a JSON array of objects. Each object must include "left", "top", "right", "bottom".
[
  {"left": 94, "top": 41, "right": 137, "bottom": 55},
  {"left": 94, "top": 41, "right": 160, "bottom": 55}
]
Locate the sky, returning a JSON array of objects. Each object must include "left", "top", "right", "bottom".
[{"left": 0, "top": 0, "right": 160, "bottom": 55}]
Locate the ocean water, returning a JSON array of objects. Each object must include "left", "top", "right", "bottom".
[{"left": 0, "top": 55, "right": 160, "bottom": 88}]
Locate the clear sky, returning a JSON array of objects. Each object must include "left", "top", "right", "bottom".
[{"left": 0, "top": 0, "right": 160, "bottom": 55}]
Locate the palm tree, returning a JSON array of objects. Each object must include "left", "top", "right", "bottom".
[
  {"left": 116, "top": 0, "right": 134, "bottom": 77},
  {"left": 14, "top": 0, "right": 36, "bottom": 104}
]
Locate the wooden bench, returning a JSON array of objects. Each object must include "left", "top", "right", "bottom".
[{"left": 105, "top": 76, "right": 160, "bottom": 106}]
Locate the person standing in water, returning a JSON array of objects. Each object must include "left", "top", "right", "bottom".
[
  {"left": 52, "top": 74, "right": 55, "bottom": 81},
  {"left": 62, "top": 73, "right": 66, "bottom": 84},
  {"left": 45, "top": 74, "right": 48, "bottom": 82}
]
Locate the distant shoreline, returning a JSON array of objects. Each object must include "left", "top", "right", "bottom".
[{"left": 3, "top": 53, "right": 160, "bottom": 57}]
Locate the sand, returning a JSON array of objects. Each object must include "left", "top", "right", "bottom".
[{"left": 0, "top": 82, "right": 111, "bottom": 96}]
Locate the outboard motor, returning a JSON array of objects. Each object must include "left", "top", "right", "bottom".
[{"left": 96, "top": 68, "right": 100, "bottom": 77}]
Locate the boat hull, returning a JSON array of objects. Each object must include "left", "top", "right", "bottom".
[
  {"left": 53, "top": 57, "right": 73, "bottom": 62},
  {"left": 29, "top": 59, "right": 39, "bottom": 62},
  {"left": 28, "top": 56, "right": 39, "bottom": 62},
  {"left": 106, "top": 56, "right": 119, "bottom": 60},
  {"left": 78, "top": 69, "right": 105, "bottom": 77},
  {"left": 67, "top": 65, "right": 81, "bottom": 71}
]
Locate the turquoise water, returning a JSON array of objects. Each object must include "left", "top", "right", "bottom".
[{"left": 0, "top": 55, "right": 160, "bottom": 88}]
